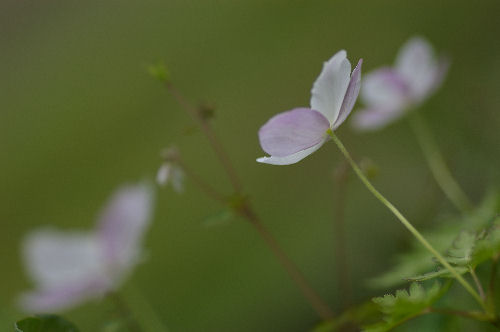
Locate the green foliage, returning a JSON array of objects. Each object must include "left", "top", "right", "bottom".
[
  {"left": 363, "top": 282, "right": 450, "bottom": 332},
  {"left": 370, "top": 192, "right": 500, "bottom": 288},
  {"left": 15, "top": 315, "right": 79, "bottom": 332}
]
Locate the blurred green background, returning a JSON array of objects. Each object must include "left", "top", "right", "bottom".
[{"left": 1, "top": 0, "right": 499, "bottom": 331}]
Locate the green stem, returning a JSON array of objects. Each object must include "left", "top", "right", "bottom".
[
  {"left": 328, "top": 131, "right": 487, "bottom": 311},
  {"left": 408, "top": 112, "right": 472, "bottom": 214}
]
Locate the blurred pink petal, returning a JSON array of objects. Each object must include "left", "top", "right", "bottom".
[
  {"left": 97, "top": 183, "right": 154, "bottom": 277},
  {"left": 353, "top": 36, "right": 449, "bottom": 131},
  {"left": 19, "top": 182, "right": 154, "bottom": 313},
  {"left": 395, "top": 36, "right": 442, "bottom": 101},
  {"left": 352, "top": 107, "right": 405, "bottom": 131}
]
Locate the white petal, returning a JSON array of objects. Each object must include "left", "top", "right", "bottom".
[
  {"left": 19, "top": 278, "right": 108, "bottom": 313},
  {"left": 256, "top": 140, "right": 326, "bottom": 165},
  {"left": 351, "top": 107, "right": 406, "bottom": 131},
  {"left": 361, "top": 68, "right": 410, "bottom": 111},
  {"left": 96, "top": 183, "right": 154, "bottom": 278},
  {"left": 22, "top": 229, "right": 106, "bottom": 289},
  {"left": 310, "top": 50, "right": 351, "bottom": 125},
  {"left": 333, "top": 59, "right": 363, "bottom": 129},
  {"left": 395, "top": 36, "right": 440, "bottom": 101}
]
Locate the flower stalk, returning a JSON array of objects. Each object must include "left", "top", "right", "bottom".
[
  {"left": 408, "top": 112, "right": 472, "bottom": 214},
  {"left": 328, "top": 131, "right": 487, "bottom": 311}
]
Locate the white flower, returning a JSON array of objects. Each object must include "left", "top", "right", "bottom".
[
  {"left": 352, "top": 36, "right": 449, "bottom": 130},
  {"left": 19, "top": 183, "right": 154, "bottom": 313},
  {"left": 257, "top": 50, "right": 362, "bottom": 165}
]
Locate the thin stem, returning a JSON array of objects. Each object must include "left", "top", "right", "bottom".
[
  {"left": 429, "top": 307, "right": 493, "bottom": 322},
  {"left": 164, "top": 81, "right": 334, "bottom": 319},
  {"left": 108, "top": 292, "right": 143, "bottom": 332},
  {"left": 470, "top": 268, "right": 486, "bottom": 300},
  {"left": 487, "top": 255, "right": 499, "bottom": 312},
  {"left": 239, "top": 205, "right": 335, "bottom": 319},
  {"left": 408, "top": 112, "right": 472, "bottom": 214},
  {"left": 176, "top": 157, "right": 227, "bottom": 203},
  {"left": 126, "top": 286, "right": 171, "bottom": 332},
  {"left": 328, "top": 131, "right": 487, "bottom": 311},
  {"left": 165, "top": 82, "right": 242, "bottom": 193},
  {"left": 332, "top": 161, "right": 353, "bottom": 308}
]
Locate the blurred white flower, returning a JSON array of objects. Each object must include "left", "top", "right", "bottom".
[
  {"left": 19, "top": 183, "right": 154, "bottom": 313},
  {"left": 156, "top": 162, "right": 184, "bottom": 193},
  {"left": 352, "top": 36, "right": 449, "bottom": 131}
]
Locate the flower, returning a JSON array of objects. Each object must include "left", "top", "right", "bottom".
[
  {"left": 157, "top": 163, "right": 184, "bottom": 192},
  {"left": 19, "top": 182, "right": 154, "bottom": 313},
  {"left": 352, "top": 36, "right": 449, "bottom": 131},
  {"left": 156, "top": 147, "right": 184, "bottom": 192},
  {"left": 257, "top": 50, "right": 362, "bottom": 165}
]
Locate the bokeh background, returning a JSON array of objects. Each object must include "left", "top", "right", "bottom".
[{"left": 1, "top": 0, "right": 499, "bottom": 331}]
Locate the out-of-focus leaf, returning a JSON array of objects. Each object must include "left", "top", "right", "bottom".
[
  {"left": 201, "top": 209, "right": 235, "bottom": 227},
  {"left": 363, "top": 282, "right": 450, "bottom": 332},
  {"left": 311, "top": 301, "right": 379, "bottom": 332},
  {"left": 445, "top": 231, "right": 476, "bottom": 266},
  {"left": 406, "top": 266, "right": 468, "bottom": 282},
  {"left": 15, "top": 315, "right": 79, "bottom": 332},
  {"left": 370, "top": 192, "right": 500, "bottom": 288}
]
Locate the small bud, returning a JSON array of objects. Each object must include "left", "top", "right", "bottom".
[{"left": 147, "top": 63, "right": 170, "bottom": 83}]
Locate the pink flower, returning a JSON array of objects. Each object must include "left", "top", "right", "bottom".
[
  {"left": 19, "top": 183, "right": 154, "bottom": 313},
  {"left": 257, "top": 50, "right": 362, "bottom": 165},
  {"left": 352, "top": 37, "right": 449, "bottom": 131}
]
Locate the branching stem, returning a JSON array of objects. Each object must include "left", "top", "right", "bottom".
[{"left": 164, "top": 82, "right": 334, "bottom": 320}]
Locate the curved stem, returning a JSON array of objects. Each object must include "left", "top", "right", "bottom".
[
  {"left": 408, "top": 112, "right": 472, "bottom": 214},
  {"left": 328, "top": 131, "right": 487, "bottom": 311},
  {"left": 240, "top": 205, "right": 335, "bottom": 319},
  {"left": 165, "top": 83, "right": 242, "bottom": 193},
  {"left": 108, "top": 292, "right": 143, "bottom": 332},
  {"left": 163, "top": 82, "right": 334, "bottom": 319}
]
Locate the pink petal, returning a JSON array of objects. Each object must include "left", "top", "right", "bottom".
[
  {"left": 19, "top": 278, "right": 109, "bottom": 313},
  {"left": 22, "top": 229, "right": 106, "bottom": 290},
  {"left": 258, "top": 107, "right": 330, "bottom": 157},
  {"left": 257, "top": 140, "right": 326, "bottom": 165},
  {"left": 351, "top": 107, "right": 406, "bottom": 131},
  {"left": 97, "top": 183, "right": 154, "bottom": 275},
  {"left": 334, "top": 59, "right": 363, "bottom": 129},
  {"left": 395, "top": 36, "right": 441, "bottom": 101},
  {"left": 361, "top": 68, "right": 410, "bottom": 110},
  {"left": 310, "top": 50, "right": 352, "bottom": 125}
]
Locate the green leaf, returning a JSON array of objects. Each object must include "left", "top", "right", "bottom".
[
  {"left": 15, "top": 315, "right": 79, "bottom": 332},
  {"left": 406, "top": 266, "right": 468, "bottom": 282},
  {"left": 363, "top": 282, "right": 450, "bottom": 332},
  {"left": 445, "top": 231, "right": 477, "bottom": 266},
  {"left": 370, "top": 192, "right": 500, "bottom": 288}
]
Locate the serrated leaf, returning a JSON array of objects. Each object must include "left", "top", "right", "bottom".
[
  {"left": 445, "top": 231, "right": 476, "bottom": 266},
  {"left": 15, "top": 315, "right": 79, "bottom": 332},
  {"left": 363, "top": 282, "right": 449, "bottom": 332},
  {"left": 370, "top": 192, "right": 500, "bottom": 288},
  {"left": 471, "top": 219, "right": 500, "bottom": 265}
]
